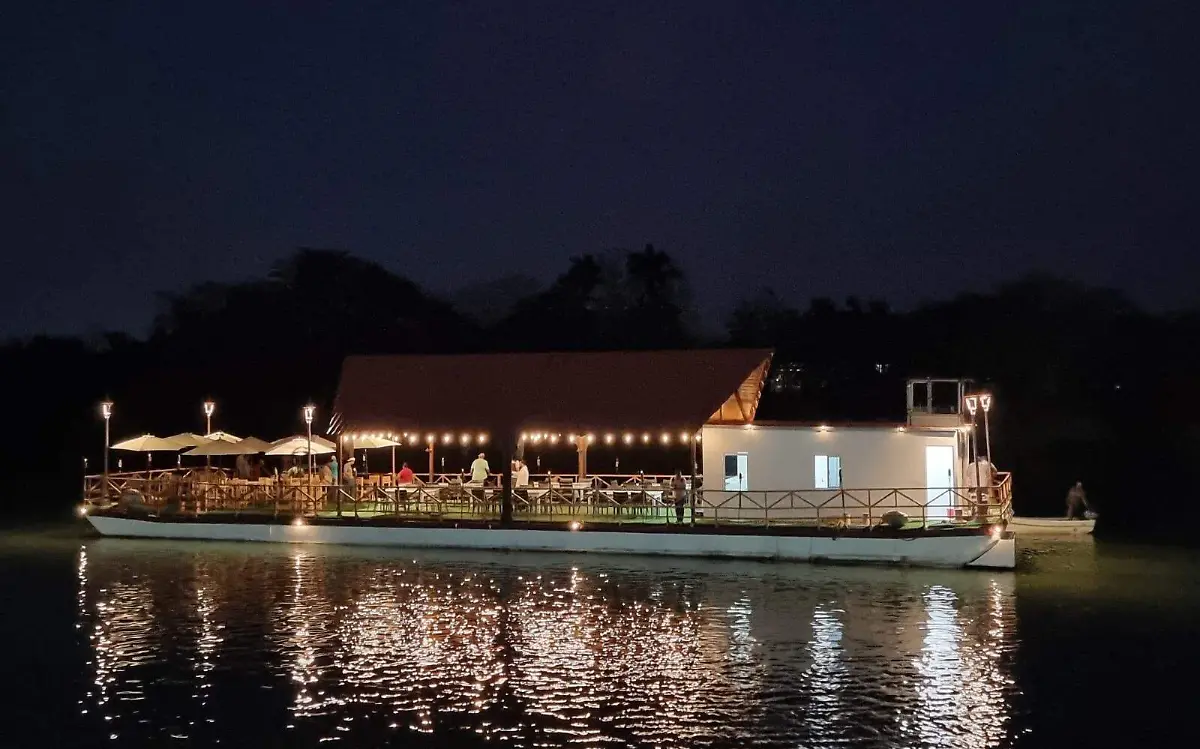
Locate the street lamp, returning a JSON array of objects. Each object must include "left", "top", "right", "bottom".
[
  {"left": 100, "top": 401, "right": 113, "bottom": 499},
  {"left": 303, "top": 404, "right": 316, "bottom": 481},
  {"left": 203, "top": 400, "right": 217, "bottom": 472},
  {"left": 964, "top": 395, "right": 981, "bottom": 514},
  {"left": 979, "top": 393, "right": 993, "bottom": 466}
]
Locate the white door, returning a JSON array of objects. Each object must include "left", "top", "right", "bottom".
[
  {"left": 925, "top": 445, "right": 955, "bottom": 519},
  {"left": 724, "top": 453, "right": 749, "bottom": 491}
]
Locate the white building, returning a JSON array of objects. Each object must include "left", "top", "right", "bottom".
[{"left": 699, "top": 379, "right": 981, "bottom": 524}]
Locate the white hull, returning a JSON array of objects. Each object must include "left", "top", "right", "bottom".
[
  {"left": 86, "top": 516, "right": 1015, "bottom": 569},
  {"left": 1010, "top": 516, "right": 1095, "bottom": 535}
]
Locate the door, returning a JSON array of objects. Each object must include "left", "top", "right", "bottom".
[
  {"left": 925, "top": 445, "right": 955, "bottom": 519},
  {"left": 724, "top": 453, "right": 749, "bottom": 491}
]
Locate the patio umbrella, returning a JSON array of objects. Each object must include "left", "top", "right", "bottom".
[
  {"left": 112, "top": 434, "right": 188, "bottom": 452},
  {"left": 204, "top": 431, "right": 242, "bottom": 443},
  {"left": 112, "top": 434, "right": 185, "bottom": 473},
  {"left": 266, "top": 435, "right": 337, "bottom": 456},
  {"left": 165, "top": 432, "right": 207, "bottom": 448},
  {"left": 345, "top": 434, "right": 402, "bottom": 474},
  {"left": 184, "top": 436, "right": 274, "bottom": 456}
]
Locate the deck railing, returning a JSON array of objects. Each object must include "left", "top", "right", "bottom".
[{"left": 82, "top": 470, "right": 1012, "bottom": 530}]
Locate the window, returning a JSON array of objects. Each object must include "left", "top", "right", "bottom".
[
  {"left": 814, "top": 455, "right": 842, "bottom": 489},
  {"left": 724, "top": 453, "right": 749, "bottom": 491}
]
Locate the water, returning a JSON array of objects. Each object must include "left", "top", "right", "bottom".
[{"left": 1, "top": 528, "right": 1197, "bottom": 748}]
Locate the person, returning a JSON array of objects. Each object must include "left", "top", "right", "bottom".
[
  {"left": 515, "top": 459, "right": 530, "bottom": 488},
  {"left": 670, "top": 470, "right": 688, "bottom": 524},
  {"left": 1066, "top": 481, "right": 1088, "bottom": 519},
  {"left": 342, "top": 456, "right": 357, "bottom": 502},
  {"left": 470, "top": 452, "right": 490, "bottom": 484},
  {"left": 319, "top": 460, "right": 333, "bottom": 484},
  {"left": 397, "top": 462, "right": 415, "bottom": 484},
  {"left": 235, "top": 453, "right": 251, "bottom": 480},
  {"left": 329, "top": 456, "right": 339, "bottom": 484}
]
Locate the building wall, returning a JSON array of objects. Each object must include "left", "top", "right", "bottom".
[{"left": 699, "top": 425, "right": 966, "bottom": 522}]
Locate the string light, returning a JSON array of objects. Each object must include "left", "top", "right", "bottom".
[
  {"left": 680, "top": 432, "right": 690, "bottom": 442},
  {"left": 478, "top": 433, "right": 488, "bottom": 444},
  {"left": 623, "top": 433, "right": 633, "bottom": 444},
  {"left": 660, "top": 433, "right": 670, "bottom": 444},
  {"left": 425, "top": 433, "right": 435, "bottom": 443},
  {"left": 442, "top": 433, "right": 452, "bottom": 444},
  {"left": 641, "top": 433, "right": 650, "bottom": 444},
  {"left": 549, "top": 434, "right": 559, "bottom": 444},
  {"left": 520, "top": 432, "right": 528, "bottom": 441},
  {"left": 567, "top": 433, "right": 576, "bottom": 442},
  {"left": 460, "top": 433, "right": 470, "bottom": 444},
  {"left": 586, "top": 433, "right": 595, "bottom": 444},
  {"left": 604, "top": 433, "right": 615, "bottom": 445}
]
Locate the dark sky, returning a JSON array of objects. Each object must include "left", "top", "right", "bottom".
[{"left": 2, "top": 1, "right": 1195, "bottom": 338}]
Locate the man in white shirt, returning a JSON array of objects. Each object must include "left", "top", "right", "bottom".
[
  {"left": 515, "top": 459, "right": 530, "bottom": 488},
  {"left": 470, "top": 453, "right": 490, "bottom": 483}
]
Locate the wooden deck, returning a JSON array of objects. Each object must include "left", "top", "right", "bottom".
[{"left": 81, "top": 469, "right": 1011, "bottom": 532}]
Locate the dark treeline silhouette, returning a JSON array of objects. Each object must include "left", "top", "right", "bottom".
[{"left": 5, "top": 246, "right": 1197, "bottom": 540}]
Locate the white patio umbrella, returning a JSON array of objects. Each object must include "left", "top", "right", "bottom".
[
  {"left": 112, "top": 434, "right": 188, "bottom": 452},
  {"left": 345, "top": 434, "right": 402, "bottom": 474},
  {"left": 204, "top": 431, "right": 242, "bottom": 443},
  {"left": 266, "top": 435, "right": 337, "bottom": 456},
  {"left": 184, "top": 436, "right": 274, "bottom": 456},
  {"left": 165, "top": 432, "right": 207, "bottom": 448},
  {"left": 112, "top": 434, "right": 186, "bottom": 473}
]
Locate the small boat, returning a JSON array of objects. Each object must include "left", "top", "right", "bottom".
[{"left": 1009, "top": 516, "right": 1095, "bottom": 535}]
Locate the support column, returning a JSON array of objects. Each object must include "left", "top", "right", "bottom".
[
  {"left": 427, "top": 440, "right": 435, "bottom": 482},
  {"left": 689, "top": 434, "right": 698, "bottom": 526},
  {"left": 500, "top": 435, "right": 514, "bottom": 525},
  {"left": 576, "top": 436, "right": 588, "bottom": 481}
]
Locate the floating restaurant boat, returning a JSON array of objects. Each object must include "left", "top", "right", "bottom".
[{"left": 83, "top": 350, "right": 1016, "bottom": 569}]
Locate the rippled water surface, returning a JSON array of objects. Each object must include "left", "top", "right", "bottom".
[{"left": 1, "top": 528, "right": 1197, "bottom": 748}]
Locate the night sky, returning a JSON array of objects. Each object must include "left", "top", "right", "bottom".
[{"left": 2, "top": 1, "right": 1194, "bottom": 338}]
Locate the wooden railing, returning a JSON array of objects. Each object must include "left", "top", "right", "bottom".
[{"left": 82, "top": 472, "right": 1011, "bottom": 530}]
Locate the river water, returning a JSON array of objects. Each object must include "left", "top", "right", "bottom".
[{"left": 0, "top": 527, "right": 1196, "bottom": 748}]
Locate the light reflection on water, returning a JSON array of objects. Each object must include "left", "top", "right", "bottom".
[{"left": 75, "top": 540, "right": 1020, "bottom": 747}]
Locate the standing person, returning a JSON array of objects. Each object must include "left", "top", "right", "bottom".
[
  {"left": 329, "top": 456, "right": 339, "bottom": 484},
  {"left": 319, "top": 459, "right": 333, "bottom": 484},
  {"left": 670, "top": 470, "right": 687, "bottom": 524},
  {"left": 515, "top": 459, "right": 530, "bottom": 488},
  {"left": 1066, "top": 481, "right": 1088, "bottom": 519},
  {"left": 470, "top": 453, "right": 490, "bottom": 484},
  {"left": 342, "top": 456, "right": 357, "bottom": 503},
  {"left": 235, "top": 453, "right": 251, "bottom": 480}
]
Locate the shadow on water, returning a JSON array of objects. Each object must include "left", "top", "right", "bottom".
[{"left": 1, "top": 525, "right": 1198, "bottom": 748}]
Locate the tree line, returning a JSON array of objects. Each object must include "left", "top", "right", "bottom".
[{"left": 4, "top": 246, "right": 1197, "bottom": 538}]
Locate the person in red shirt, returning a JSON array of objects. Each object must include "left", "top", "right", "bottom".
[{"left": 397, "top": 462, "right": 416, "bottom": 484}]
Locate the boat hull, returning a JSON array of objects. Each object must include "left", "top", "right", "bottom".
[
  {"left": 1010, "top": 516, "right": 1095, "bottom": 535},
  {"left": 86, "top": 515, "right": 1015, "bottom": 570}
]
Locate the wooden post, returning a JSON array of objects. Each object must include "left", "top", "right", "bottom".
[
  {"left": 427, "top": 440, "right": 435, "bottom": 482},
  {"left": 335, "top": 437, "right": 343, "bottom": 518},
  {"left": 689, "top": 433, "right": 698, "bottom": 526},
  {"left": 500, "top": 437, "right": 514, "bottom": 525},
  {"left": 576, "top": 435, "right": 588, "bottom": 481}
]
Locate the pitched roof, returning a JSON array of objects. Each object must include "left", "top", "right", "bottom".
[{"left": 330, "top": 349, "right": 773, "bottom": 436}]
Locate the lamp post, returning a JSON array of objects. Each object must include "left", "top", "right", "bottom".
[
  {"left": 203, "top": 400, "right": 215, "bottom": 470},
  {"left": 100, "top": 401, "right": 113, "bottom": 500},
  {"left": 303, "top": 404, "right": 315, "bottom": 517},
  {"left": 303, "top": 405, "right": 315, "bottom": 476},
  {"left": 964, "top": 395, "right": 980, "bottom": 515},
  {"left": 979, "top": 394, "right": 993, "bottom": 466}
]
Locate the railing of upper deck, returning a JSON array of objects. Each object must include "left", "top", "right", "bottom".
[{"left": 82, "top": 469, "right": 1012, "bottom": 531}]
